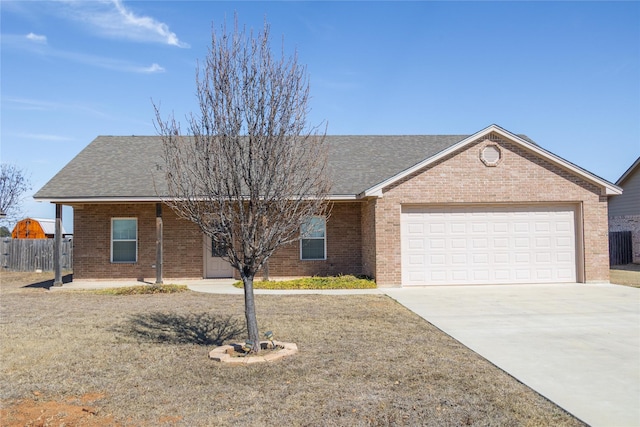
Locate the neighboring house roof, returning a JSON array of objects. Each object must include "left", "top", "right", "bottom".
[
  {"left": 609, "top": 156, "right": 640, "bottom": 217},
  {"left": 34, "top": 124, "right": 621, "bottom": 202},
  {"left": 615, "top": 156, "right": 640, "bottom": 186},
  {"left": 31, "top": 218, "right": 67, "bottom": 235}
]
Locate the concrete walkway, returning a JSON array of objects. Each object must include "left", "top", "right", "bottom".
[
  {"left": 384, "top": 283, "right": 640, "bottom": 427},
  {"left": 54, "top": 280, "right": 639, "bottom": 426}
]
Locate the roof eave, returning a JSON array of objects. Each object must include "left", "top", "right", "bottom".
[
  {"left": 615, "top": 156, "right": 640, "bottom": 186},
  {"left": 34, "top": 194, "right": 360, "bottom": 204},
  {"left": 33, "top": 196, "right": 164, "bottom": 204}
]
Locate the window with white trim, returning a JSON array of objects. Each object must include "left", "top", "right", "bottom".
[
  {"left": 300, "top": 216, "right": 326, "bottom": 260},
  {"left": 111, "top": 218, "right": 137, "bottom": 263}
]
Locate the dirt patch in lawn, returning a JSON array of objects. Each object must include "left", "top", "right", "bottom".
[
  {"left": 0, "top": 393, "right": 119, "bottom": 427},
  {"left": 1, "top": 270, "right": 585, "bottom": 426},
  {"left": 610, "top": 264, "right": 640, "bottom": 287}
]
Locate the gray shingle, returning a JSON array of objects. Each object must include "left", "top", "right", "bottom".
[{"left": 34, "top": 134, "right": 476, "bottom": 199}]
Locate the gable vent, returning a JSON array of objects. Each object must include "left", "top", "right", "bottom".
[{"left": 480, "top": 144, "right": 501, "bottom": 167}]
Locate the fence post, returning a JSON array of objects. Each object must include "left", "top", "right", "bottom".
[{"left": 54, "top": 204, "right": 63, "bottom": 286}]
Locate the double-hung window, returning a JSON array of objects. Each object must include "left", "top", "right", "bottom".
[
  {"left": 300, "top": 216, "right": 326, "bottom": 260},
  {"left": 111, "top": 218, "right": 137, "bottom": 263}
]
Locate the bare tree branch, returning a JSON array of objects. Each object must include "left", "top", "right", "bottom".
[
  {"left": 0, "top": 164, "right": 31, "bottom": 226},
  {"left": 154, "top": 16, "right": 331, "bottom": 352}
]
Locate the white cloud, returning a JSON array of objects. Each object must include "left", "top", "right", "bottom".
[
  {"left": 2, "top": 38, "right": 167, "bottom": 75},
  {"left": 62, "top": 0, "right": 189, "bottom": 48},
  {"left": 4, "top": 97, "right": 109, "bottom": 118},
  {"left": 111, "top": 0, "right": 188, "bottom": 48},
  {"left": 138, "top": 63, "right": 165, "bottom": 73},
  {"left": 15, "top": 133, "right": 74, "bottom": 142},
  {"left": 26, "top": 33, "right": 47, "bottom": 44},
  {"left": 55, "top": 49, "right": 167, "bottom": 73}
]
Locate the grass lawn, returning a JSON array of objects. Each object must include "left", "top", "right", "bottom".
[
  {"left": 610, "top": 263, "right": 640, "bottom": 288},
  {"left": 0, "top": 271, "right": 584, "bottom": 426}
]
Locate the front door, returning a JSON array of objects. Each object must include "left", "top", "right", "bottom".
[{"left": 203, "top": 236, "right": 234, "bottom": 278}]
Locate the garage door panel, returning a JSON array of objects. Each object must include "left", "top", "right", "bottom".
[
  {"left": 472, "top": 238, "right": 488, "bottom": 249},
  {"left": 494, "top": 238, "right": 509, "bottom": 248},
  {"left": 536, "top": 252, "right": 552, "bottom": 263},
  {"left": 473, "top": 270, "right": 490, "bottom": 281},
  {"left": 429, "top": 223, "right": 445, "bottom": 233},
  {"left": 557, "top": 268, "right": 574, "bottom": 279},
  {"left": 452, "top": 270, "right": 468, "bottom": 281},
  {"left": 450, "top": 223, "right": 466, "bottom": 233},
  {"left": 401, "top": 205, "right": 577, "bottom": 285},
  {"left": 535, "top": 222, "right": 551, "bottom": 232},
  {"left": 473, "top": 253, "right": 489, "bottom": 264},
  {"left": 493, "top": 253, "right": 510, "bottom": 264},
  {"left": 451, "top": 238, "right": 466, "bottom": 249},
  {"left": 430, "top": 239, "right": 445, "bottom": 249},
  {"left": 557, "top": 252, "right": 573, "bottom": 262},
  {"left": 429, "top": 254, "right": 445, "bottom": 265},
  {"left": 536, "top": 237, "right": 551, "bottom": 248},
  {"left": 409, "top": 254, "right": 424, "bottom": 266},
  {"left": 430, "top": 270, "right": 446, "bottom": 281},
  {"left": 494, "top": 269, "right": 510, "bottom": 280},
  {"left": 451, "top": 254, "right": 468, "bottom": 264},
  {"left": 492, "top": 222, "right": 509, "bottom": 233},
  {"left": 408, "top": 238, "right": 424, "bottom": 249},
  {"left": 536, "top": 269, "right": 553, "bottom": 280}
]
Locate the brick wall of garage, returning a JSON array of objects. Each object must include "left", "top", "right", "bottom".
[
  {"left": 361, "top": 199, "right": 377, "bottom": 278},
  {"left": 372, "top": 132, "right": 609, "bottom": 286}
]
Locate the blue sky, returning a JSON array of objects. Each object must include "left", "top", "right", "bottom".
[{"left": 1, "top": 1, "right": 639, "bottom": 232}]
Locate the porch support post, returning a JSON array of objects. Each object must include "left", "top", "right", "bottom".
[
  {"left": 53, "top": 204, "right": 63, "bottom": 286},
  {"left": 155, "top": 203, "right": 163, "bottom": 285}
]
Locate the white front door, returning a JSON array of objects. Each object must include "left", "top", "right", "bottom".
[{"left": 203, "top": 236, "right": 234, "bottom": 278}]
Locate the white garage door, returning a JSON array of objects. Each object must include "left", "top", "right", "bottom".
[{"left": 401, "top": 205, "right": 577, "bottom": 285}]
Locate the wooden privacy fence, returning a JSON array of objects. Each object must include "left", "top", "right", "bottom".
[
  {"left": 1, "top": 238, "right": 73, "bottom": 272},
  {"left": 609, "top": 231, "right": 632, "bottom": 266}
]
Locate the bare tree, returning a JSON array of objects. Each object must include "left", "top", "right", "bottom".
[
  {"left": 154, "top": 18, "right": 331, "bottom": 352},
  {"left": 0, "top": 163, "right": 31, "bottom": 225}
]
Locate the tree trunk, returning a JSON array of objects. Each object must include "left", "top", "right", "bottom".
[{"left": 242, "top": 273, "right": 261, "bottom": 353}]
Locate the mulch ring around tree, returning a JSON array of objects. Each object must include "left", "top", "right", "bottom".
[{"left": 209, "top": 340, "right": 298, "bottom": 364}]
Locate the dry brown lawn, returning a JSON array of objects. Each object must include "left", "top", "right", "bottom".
[
  {"left": 0, "top": 271, "right": 585, "bottom": 426},
  {"left": 610, "top": 263, "right": 640, "bottom": 287}
]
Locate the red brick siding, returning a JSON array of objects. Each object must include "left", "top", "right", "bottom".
[
  {"left": 73, "top": 204, "right": 202, "bottom": 279},
  {"left": 361, "top": 199, "right": 377, "bottom": 278},
  {"left": 73, "top": 201, "right": 364, "bottom": 280},
  {"left": 373, "top": 133, "right": 609, "bottom": 286},
  {"left": 266, "top": 202, "right": 363, "bottom": 277}
]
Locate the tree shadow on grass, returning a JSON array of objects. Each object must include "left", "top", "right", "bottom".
[
  {"left": 23, "top": 274, "right": 73, "bottom": 290},
  {"left": 118, "top": 312, "right": 246, "bottom": 346}
]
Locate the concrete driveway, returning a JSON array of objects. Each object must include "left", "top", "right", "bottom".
[{"left": 383, "top": 283, "right": 640, "bottom": 427}]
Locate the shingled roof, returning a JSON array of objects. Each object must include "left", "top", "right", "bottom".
[
  {"left": 34, "top": 134, "right": 470, "bottom": 201},
  {"left": 35, "top": 123, "right": 623, "bottom": 201}
]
